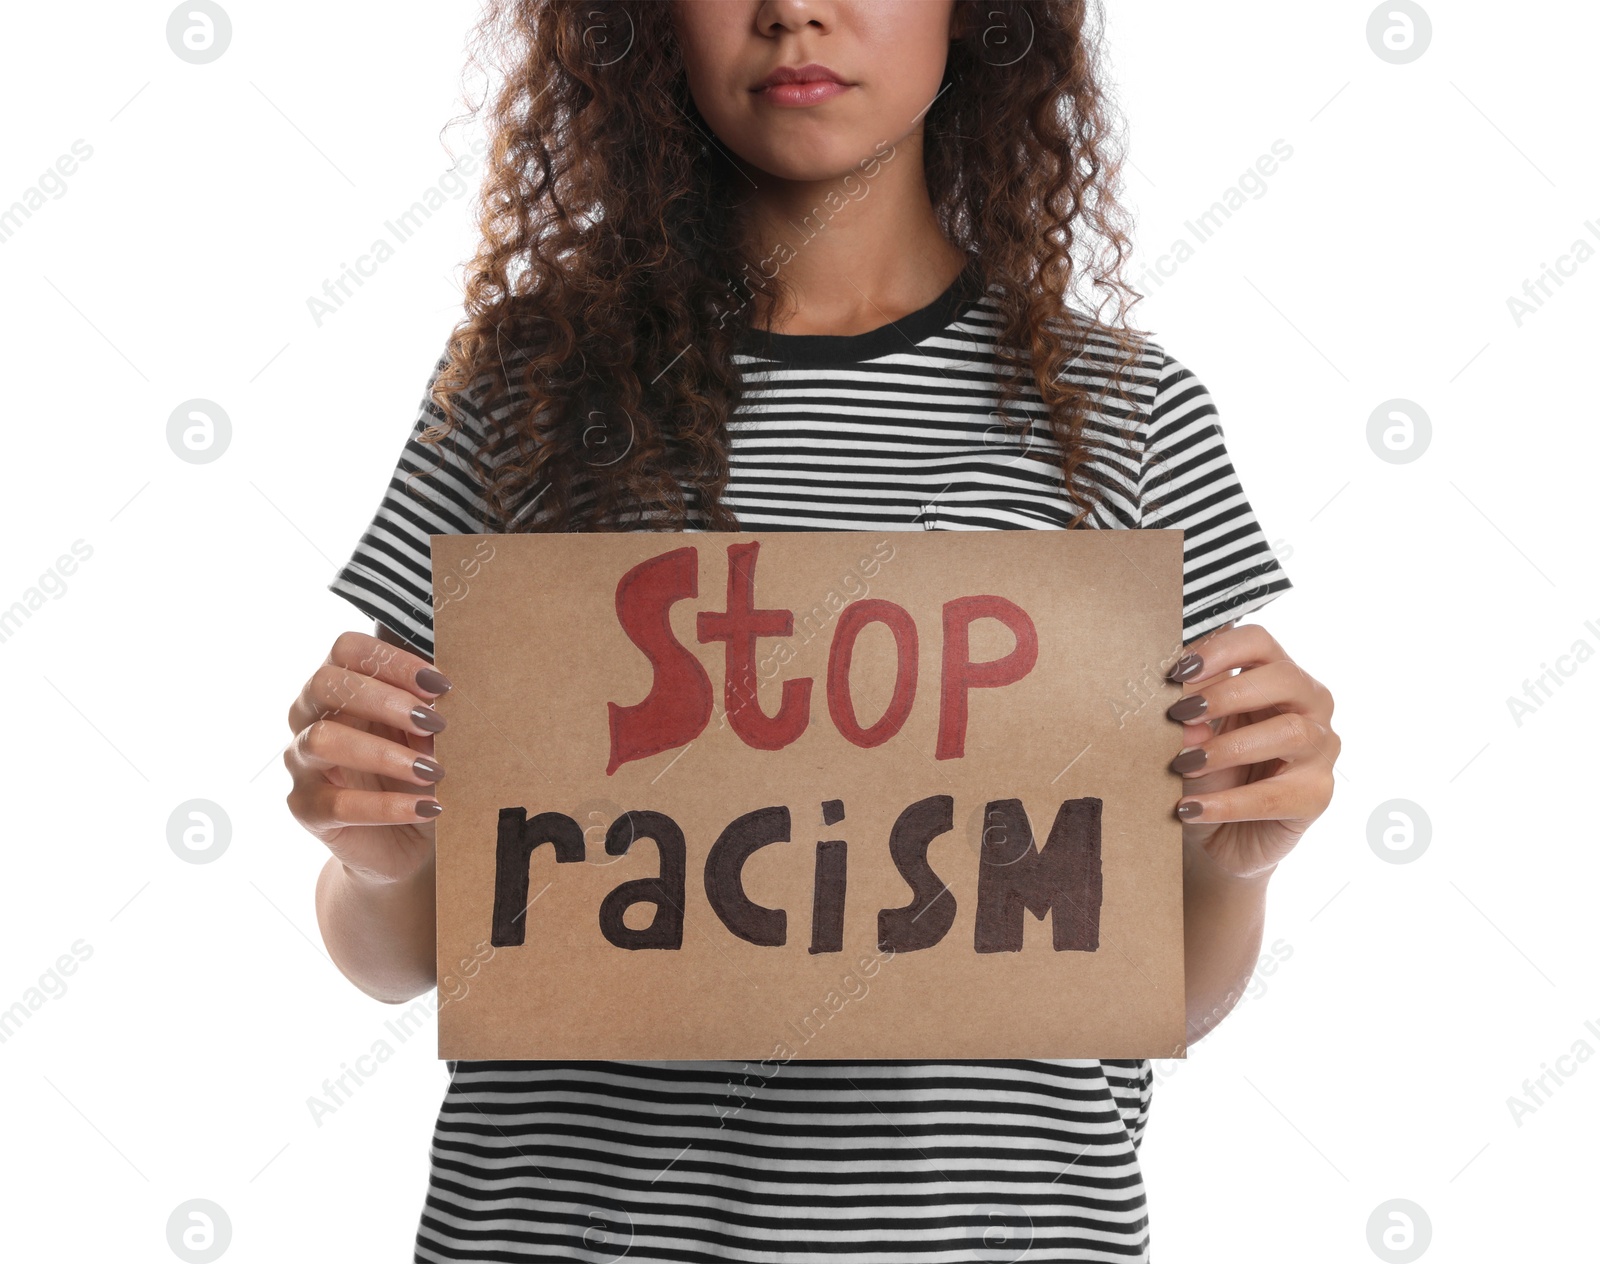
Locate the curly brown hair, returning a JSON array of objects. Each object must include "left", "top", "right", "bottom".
[{"left": 417, "top": 0, "right": 1149, "bottom": 535}]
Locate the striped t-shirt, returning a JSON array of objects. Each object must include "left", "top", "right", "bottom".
[{"left": 328, "top": 269, "right": 1293, "bottom": 1264}]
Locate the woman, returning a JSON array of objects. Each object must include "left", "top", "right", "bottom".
[{"left": 285, "top": 1, "right": 1340, "bottom": 1259}]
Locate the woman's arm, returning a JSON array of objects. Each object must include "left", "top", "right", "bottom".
[
  {"left": 303, "top": 619, "right": 442, "bottom": 1005},
  {"left": 1170, "top": 620, "right": 1339, "bottom": 1044},
  {"left": 1182, "top": 837, "right": 1273, "bottom": 1044},
  {"left": 315, "top": 841, "right": 438, "bottom": 1005}
]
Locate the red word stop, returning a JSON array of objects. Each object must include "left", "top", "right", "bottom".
[{"left": 607, "top": 542, "right": 1037, "bottom": 774}]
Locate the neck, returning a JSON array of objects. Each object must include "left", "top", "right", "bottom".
[{"left": 730, "top": 133, "right": 968, "bottom": 336}]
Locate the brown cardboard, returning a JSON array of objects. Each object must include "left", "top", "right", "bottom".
[{"left": 429, "top": 530, "right": 1189, "bottom": 1061}]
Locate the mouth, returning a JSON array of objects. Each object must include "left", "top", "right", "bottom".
[
  {"left": 752, "top": 62, "right": 853, "bottom": 106},
  {"left": 754, "top": 62, "right": 848, "bottom": 91}
]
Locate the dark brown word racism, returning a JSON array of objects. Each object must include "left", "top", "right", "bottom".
[{"left": 490, "top": 793, "right": 1103, "bottom": 956}]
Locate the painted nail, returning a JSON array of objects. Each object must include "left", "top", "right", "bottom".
[
  {"left": 411, "top": 705, "right": 447, "bottom": 733},
  {"left": 416, "top": 668, "right": 453, "bottom": 695},
  {"left": 1166, "top": 653, "right": 1203, "bottom": 682},
  {"left": 1171, "top": 747, "right": 1207, "bottom": 774},
  {"left": 413, "top": 756, "right": 445, "bottom": 783},
  {"left": 1176, "top": 800, "right": 1203, "bottom": 821},
  {"left": 416, "top": 799, "right": 443, "bottom": 818},
  {"left": 1167, "top": 694, "right": 1208, "bottom": 722}
]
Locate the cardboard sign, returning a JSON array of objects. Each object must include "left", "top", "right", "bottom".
[{"left": 430, "top": 530, "right": 1188, "bottom": 1061}]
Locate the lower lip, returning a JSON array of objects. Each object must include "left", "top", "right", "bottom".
[{"left": 756, "top": 80, "right": 850, "bottom": 107}]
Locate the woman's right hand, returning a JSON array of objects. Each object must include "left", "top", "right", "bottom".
[{"left": 285, "top": 628, "right": 453, "bottom": 886}]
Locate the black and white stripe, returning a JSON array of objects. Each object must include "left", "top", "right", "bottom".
[{"left": 327, "top": 282, "right": 1292, "bottom": 1263}]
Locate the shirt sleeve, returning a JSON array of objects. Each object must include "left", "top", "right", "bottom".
[
  {"left": 1138, "top": 351, "right": 1294, "bottom": 644},
  {"left": 326, "top": 349, "right": 494, "bottom": 661}
]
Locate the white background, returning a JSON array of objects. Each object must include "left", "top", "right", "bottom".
[{"left": 1, "top": 1, "right": 1595, "bottom": 1260}]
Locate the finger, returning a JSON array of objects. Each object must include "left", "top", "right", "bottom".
[
  {"left": 319, "top": 821, "right": 435, "bottom": 886},
  {"left": 1177, "top": 765, "right": 1335, "bottom": 826},
  {"left": 286, "top": 717, "right": 445, "bottom": 788},
  {"left": 287, "top": 779, "right": 443, "bottom": 833},
  {"left": 288, "top": 631, "right": 450, "bottom": 735},
  {"left": 291, "top": 658, "right": 450, "bottom": 740},
  {"left": 1170, "top": 710, "right": 1336, "bottom": 780},
  {"left": 1167, "top": 622, "right": 1286, "bottom": 685},
  {"left": 1167, "top": 659, "right": 1331, "bottom": 731},
  {"left": 334, "top": 627, "right": 449, "bottom": 694}
]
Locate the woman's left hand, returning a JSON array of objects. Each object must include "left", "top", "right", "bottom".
[{"left": 1165, "top": 622, "right": 1339, "bottom": 879}]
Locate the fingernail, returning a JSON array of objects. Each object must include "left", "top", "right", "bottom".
[
  {"left": 413, "top": 756, "right": 445, "bottom": 783},
  {"left": 1167, "top": 694, "right": 1208, "bottom": 722},
  {"left": 1176, "top": 800, "right": 1203, "bottom": 821},
  {"left": 1166, "top": 653, "right": 1203, "bottom": 682},
  {"left": 416, "top": 799, "right": 443, "bottom": 818},
  {"left": 411, "top": 705, "right": 447, "bottom": 733},
  {"left": 417, "top": 668, "right": 453, "bottom": 695},
  {"left": 1171, "top": 747, "right": 1207, "bottom": 774}
]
